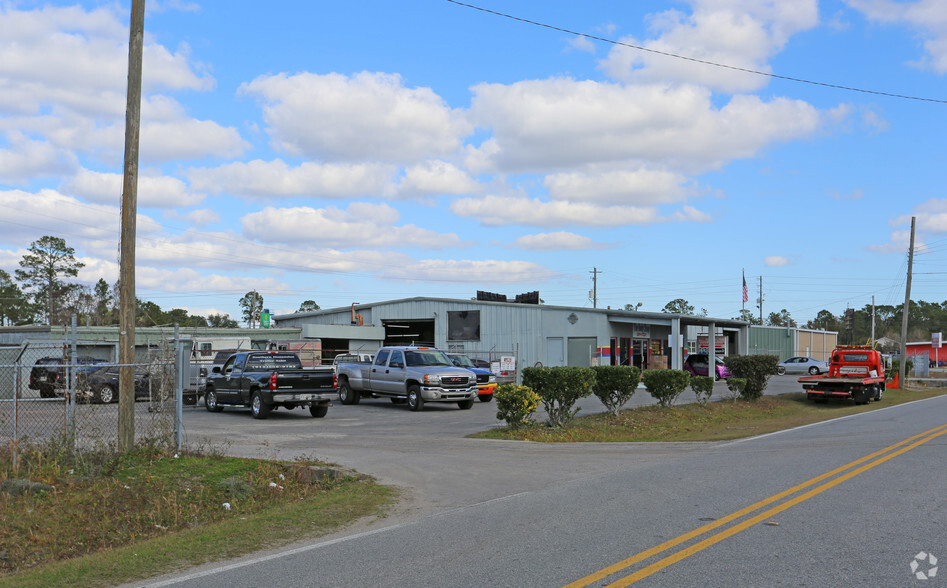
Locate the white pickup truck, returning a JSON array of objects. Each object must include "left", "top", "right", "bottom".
[{"left": 335, "top": 346, "right": 479, "bottom": 411}]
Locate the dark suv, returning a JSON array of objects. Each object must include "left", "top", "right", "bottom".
[{"left": 29, "top": 356, "right": 110, "bottom": 398}]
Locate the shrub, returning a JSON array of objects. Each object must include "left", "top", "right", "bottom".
[
  {"left": 888, "top": 359, "right": 914, "bottom": 380},
  {"left": 640, "top": 369, "right": 691, "bottom": 408},
  {"left": 521, "top": 366, "right": 595, "bottom": 428},
  {"left": 590, "top": 365, "right": 641, "bottom": 416},
  {"left": 494, "top": 384, "right": 541, "bottom": 429},
  {"left": 725, "top": 377, "right": 746, "bottom": 402},
  {"left": 689, "top": 375, "right": 714, "bottom": 406},
  {"left": 723, "top": 355, "right": 779, "bottom": 401}
]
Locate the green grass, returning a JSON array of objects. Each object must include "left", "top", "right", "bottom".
[
  {"left": 0, "top": 442, "right": 397, "bottom": 587},
  {"left": 469, "top": 387, "right": 947, "bottom": 443}
]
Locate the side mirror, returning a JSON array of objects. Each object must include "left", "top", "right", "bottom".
[{"left": 212, "top": 366, "right": 222, "bottom": 374}]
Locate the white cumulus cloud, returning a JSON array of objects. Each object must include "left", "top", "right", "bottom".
[
  {"left": 241, "top": 203, "right": 469, "bottom": 249},
  {"left": 240, "top": 71, "right": 472, "bottom": 164},
  {"left": 187, "top": 159, "right": 396, "bottom": 200},
  {"left": 599, "top": 0, "right": 819, "bottom": 92},
  {"left": 512, "top": 231, "right": 613, "bottom": 251}
]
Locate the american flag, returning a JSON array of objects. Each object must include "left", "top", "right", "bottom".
[{"left": 742, "top": 273, "right": 749, "bottom": 303}]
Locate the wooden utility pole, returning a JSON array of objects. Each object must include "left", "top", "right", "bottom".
[
  {"left": 590, "top": 267, "right": 601, "bottom": 309},
  {"left": 118, "top": 0, "right": 145, "bottom": 451},
  {"left": 899, "top": 216, "right": 916, "bottom": 387}
]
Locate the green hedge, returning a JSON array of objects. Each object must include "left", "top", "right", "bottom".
[
  {"left": 521, "top": 366, "right": 595, "bottom": 428},
  {"left": 640, "top": 369, "right": 691, "bottom": 408},
  {"left": 590, "top": 365, "right": 640, "bottom": 416},
  {"left": 723, "top": 355, "right": 778, "bottom": 400},
  {"left": 689, "top": 375, "right": 714, "bottom": 406},
  {"left": 494, "top": 384, "right": 541, "bottom": 429}
]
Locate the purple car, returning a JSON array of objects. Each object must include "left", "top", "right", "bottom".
[{"left": 682, "top": 354, "right": 732, "bottom": 380}]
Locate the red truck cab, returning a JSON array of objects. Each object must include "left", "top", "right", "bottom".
[{"left": 798, "top": 345, "right": 885, "bottom": 404}]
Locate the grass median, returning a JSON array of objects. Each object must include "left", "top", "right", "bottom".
[
  {"left": 469, "top": 387, "right": 947, "bottom": 442},
  {"left": 0, "top": 442, "right": 397, "bottom": 588}
]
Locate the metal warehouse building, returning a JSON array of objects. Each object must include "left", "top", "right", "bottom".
[{"left": 274, "top": 297, "right": 751, "bottom": 376}]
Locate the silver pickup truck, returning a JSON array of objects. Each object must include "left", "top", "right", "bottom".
[{"left": 335, "top": 346, "right": 479, "bottom": 411}]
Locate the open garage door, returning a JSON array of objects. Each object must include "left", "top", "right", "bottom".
[{"left": 383, "top": 319, "right": 435, "bottom": 347}]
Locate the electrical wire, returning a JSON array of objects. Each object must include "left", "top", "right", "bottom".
[{"left": 444, "top": 0, "right": 947, "bottom": 105}]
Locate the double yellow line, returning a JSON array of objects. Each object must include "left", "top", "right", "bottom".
[{"left": 565, "top": 423, "right": 947, "bottom": 587}]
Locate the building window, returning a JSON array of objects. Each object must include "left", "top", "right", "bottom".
[{"left": 447, "top": 310, "right": 481, "bottom": 341}]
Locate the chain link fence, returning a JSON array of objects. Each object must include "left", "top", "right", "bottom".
[{"left": 1, "top": 339, "right": 185, "bottom": 464}]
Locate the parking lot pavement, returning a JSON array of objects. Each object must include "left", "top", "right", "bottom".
[{"left": 182, "top": 378, "right": 801, "bottom": 525}]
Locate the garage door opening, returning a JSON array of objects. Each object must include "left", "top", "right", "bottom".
[{"left": 383, "top": 319, "right": 435, "bottom": 347}]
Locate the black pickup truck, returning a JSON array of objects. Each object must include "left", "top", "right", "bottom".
[{"left": 203, "top": 351, "right": 336, "bottom": 419}]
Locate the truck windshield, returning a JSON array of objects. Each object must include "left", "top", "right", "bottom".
[
  {"left": 405, "top": 350, "right": 452, "bottom": 367},
  {"left": 450, "top": 355, "right": 475, "bottom": 368},
  {"left": 843, "top": 354, "right": 869, "bottom": 362}
]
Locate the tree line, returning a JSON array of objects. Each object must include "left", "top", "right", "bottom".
[
  {"left": 654, "top": 297, "right": 943, "bottom": 348},
  {"left": 2, "top": 236, "right": 939, "bottom": 341},
  {"left": 0, "top": 236, "right": 320, "bottom": 328}
]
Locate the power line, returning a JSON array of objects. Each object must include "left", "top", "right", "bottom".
[{"left": 444, "top": 0, "right": 947, "bottom": 105}]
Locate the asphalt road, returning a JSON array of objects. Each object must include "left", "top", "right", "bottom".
[{"left": 141, "top": 379, "right": 947, "bottom": 587}]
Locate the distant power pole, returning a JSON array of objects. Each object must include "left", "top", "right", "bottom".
[
  {"left": 590, "top": 267, "right": 602, "bottom": 309},
  {"left": 758, "top": 276, "right": 763, "bottom": 324},
  {"left": 118, "top": 0, "right": 145, "bottom": 452},
  {"left": 900, "top": 217, "right": 916, "bottom": 385}
]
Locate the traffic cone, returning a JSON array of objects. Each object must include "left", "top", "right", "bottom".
[{"left": 889, "top": 372, "right": 899, "bottom": 389}]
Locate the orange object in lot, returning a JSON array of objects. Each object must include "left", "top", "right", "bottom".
[{"left": 798, "top": 345, "right": 886, "bottom": 405}]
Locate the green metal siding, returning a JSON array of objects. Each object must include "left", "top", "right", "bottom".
[{"left": 747, "top": 326, "right": 794, "bottom": 359}]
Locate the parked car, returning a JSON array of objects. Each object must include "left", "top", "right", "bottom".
[
  {"left": 29, "top": 356, "right": 110, "bottom": 398},
  {"left": 777, "top": 356, "right": 829, "bottom": 376},
  {"left": 682, "top": 354, "right": 731, "bottom": 380},
  {"left": 446, "top": 353, "right": 497, "bottom": 402},
  {"left": 75, "top": 365, "right": 169, "bottom": 404}
]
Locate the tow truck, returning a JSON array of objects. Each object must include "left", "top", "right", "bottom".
[{"left": 798, "top": 345, "right": 885, "bottom": 405}]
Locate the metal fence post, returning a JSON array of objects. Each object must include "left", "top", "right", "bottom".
[
  {"left": 12, "top": 359, "right": 18, "bottom": 470},
  {"left": 67, "top": 314, "right": 77, "bottom": 442},
  {"left": 174, "top": 325, "right": 183, "bottom": 452}
]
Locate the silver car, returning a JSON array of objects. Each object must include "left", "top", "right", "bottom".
[{"left": 777, "top": 356, "right": 829, "bottom": 375}]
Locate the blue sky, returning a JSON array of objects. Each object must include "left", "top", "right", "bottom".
[{"left": 1, "top": 0, "right": 945, "bottom": 326}]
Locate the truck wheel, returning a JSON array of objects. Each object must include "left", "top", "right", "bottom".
[
  {"left": 39, "top": 385, "right": 55, "bottom": 399},
  {"left": 184, "top": 393, "right": 197, "bottom": 406},
  {"left": 204, "top": 388, "right": 223, "bottom": 412},
  {"left": 338, "top": 380, "right": 360, "bottom": 405},
  {"left": 479, "top": 394, "right": 493, "bottom": 403},
  {"left": 854, "top": 388, "right": 870, "bottom": 405},
  {"left": 457, "top": 398, "right": 475, "bottom": 410},
  {"left": 250, "top": 391, "right": 271, "bottom": 419},
  {"left": 873, "top": 385, "right": 883, "bottom": 402},
  {"left": 407, "top": 385, "right": 424, "bottom": 411},
  {"left": 94, "top": 384, "right": 116, "bottom": 404},
  {"left": 309, "top": 404, "right": 329, "bottom": 418}
]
